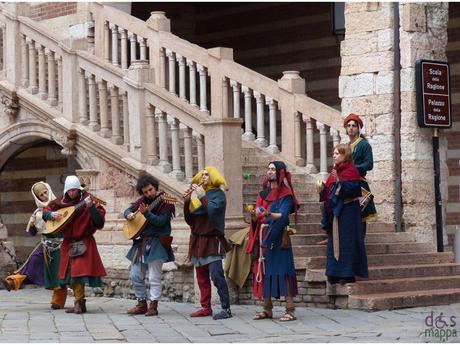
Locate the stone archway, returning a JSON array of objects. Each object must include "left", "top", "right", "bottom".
[{"left": 0, "top": 140, "right": 80, "bottom": 261}]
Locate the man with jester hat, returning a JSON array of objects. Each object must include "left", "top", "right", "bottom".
[
  {"left": 184, "top": 166, "right": 233, "bottom": 320},
  {"left": 2, "top": 181, "right": 67, "bottom": 309},
  {"left": 248, "top": 161, "right": 299, "bottom": 322},
  {"left": 124, "top": 174, "right": 175, "bottom": 316},
  {"left": 343, "top": 113, "right": 377, "bottom": 237},
  {"left": 44, "top": 175, "right": 106, "bottom": 314}
]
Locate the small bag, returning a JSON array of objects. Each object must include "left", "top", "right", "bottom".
[
  {"left": 69, "top": 240, "right": 87, "bottom": 258},
  {"left": 281, "top": 227, "right": 297, "bottom": 249}
]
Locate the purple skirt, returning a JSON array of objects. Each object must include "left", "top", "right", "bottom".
[{"left": 17, "top": 243, "right": 45, "bottom": 286}]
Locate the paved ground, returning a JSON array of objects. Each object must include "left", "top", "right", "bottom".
[{"left": 0, "top": 289, "right": 459, "bottom": 343}]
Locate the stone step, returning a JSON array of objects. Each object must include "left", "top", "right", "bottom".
[
  {"left": 294, "top": 242, "right": 434, "bottom": 259},
  {"left": 328, "top": 274, "right": 460, "bottom": 296},
  {"left": 347, "top": 288, "right": 460, "bottom": 311},
  {"left": 305, "top": 263, "right": 460, "bottom": 282},
  {"left": 304, "top": 252, "right": 454, "bottom": 269},
  {"left": 290, "top": 232, "right": 415, "bottom": 246}
]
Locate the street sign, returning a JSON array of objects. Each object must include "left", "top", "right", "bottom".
[{"left": 416, "top": 60, "right": 452, "bottom": 128}]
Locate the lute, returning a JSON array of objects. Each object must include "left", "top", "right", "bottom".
[{"left": 122, "top": 192, "right": 177, "bottom": 240}]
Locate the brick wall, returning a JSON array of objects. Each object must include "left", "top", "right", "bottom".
[
  {"left": 446, "top": 3, "right": 460, "bottom": 245},
  {"left": 29, "top": 2, "right": 77, "bottom": 21}
]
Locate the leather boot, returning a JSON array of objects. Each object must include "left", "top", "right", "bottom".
[
  {"left": 66, "top": 299, "right": 86, "bottom": 314},
  {"left": 127, "top": 300, "right": 147, "bottom": 315},
  {"left": 145, "top": 300, "right": 158, "bottom": 316}
]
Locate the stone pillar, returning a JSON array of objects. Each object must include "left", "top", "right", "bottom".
[
  {"left": 46, "top": 48, "right": 57, "bottom": 106},
  {"left": 183, "top": 126, "right": 193, "bottom": 181},
  {"left": 103, "top": 21, "right": 110, "bottom": 62},
  {"left": 169, "top": 118, "right": 184, "bottom": 181},
  {"left": 37, "top": 44, "right": 47, "bottom": 100},
  {"left": 242, "top": 86, "right": 255, "bottom": 141},
  {"left": 197, "top": 64, "right": 208, "bottom": 112},
  {"left": 156, "top": 109, "right": 171, "bottom": 173},
  {"left": 78, "top": 68, "right": 88, "bottom": 124},
  {"left": 254, "top": 92, "right": 267, "bottom": 147},
  {"left": 57, "top": 56, "right": 63, "bottom": 111},
  {"left": 122, "top": 92, "right": 130, "bottom": 150},
  {"left": 230, "top": 80, "right": 240, "bottom": 118},
  {"left": 27, "top": 39, "right": 38, "bottom": 94},
  {"left": 110, "top": 23, "right": 119, "bottom": 67},
  {"left": 277, "top": 71, "right": 306, "bottom": 165},
  {"left": 98, "top": 79, "right": 110, "bottom": 138},
  {"left": 119, "top": 28, "right": 128, "bottom": 69},
  {"left": 139, "top": 37, "right": 147, "bottom": 61},
  {"left": 144, "top": 104, "right": 158, "bottom": 165},
  {"left": 110, "top": 85, "right": 123, "bottom": 144},
  {"left": 188, "top": 59, "right": 197, "bottom": 107},
  {"left": 166, "top": 49, "right": 176, "bottom": 95},
  {"left": 61, "top": 43, "right": 80, "bottom": 123},
  {"left": 340, "top": 2, "right": 397, "bottom": 224},
  {"left": 399, "top": 2, "right": 449, "bottom": 244},
  {"left": 20, "top": 34, "right": 29, "bottom": 88},
  {"left": 177, "top": 54, "right": 186, "bottom": 100},
  {"left": 304, "top": 116, "right": 317, "bottom": 173},
  {"left": 129, "top": 33, "right": 137, "bottom": 62},
  {"left": 88, "top": 74, "right": 99, "bottom": 131}
]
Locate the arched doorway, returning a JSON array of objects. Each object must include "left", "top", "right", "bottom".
[{"left": 0, "top": 140, "right": 80, "bottom": 262}]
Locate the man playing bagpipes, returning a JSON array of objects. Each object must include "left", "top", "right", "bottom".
[{"left": 125, "top": 174, "right": 175, "bottom": 317}]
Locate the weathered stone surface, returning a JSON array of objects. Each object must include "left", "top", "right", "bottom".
[
  {"left": 341, "top": 32, "right": 378, "bottom": 56},
  {"left": 341, "top": 51, "right": 394, "bottom": 75},
  {"left": 342, "top": 94, "right": 394, "bottom": 115},
  {"left": 400, "top": 134, "right": 433, "bottom": 160},
  {"left": 369, "top": 134, "right": 395, "bottom": 162},
  {"left": 345, "top": 8, "right": 393, "bottom": 34},
  {"left": 400, "top": 67, "right": 416, "bottom": 92},
  {"left": 377, "top": 29, "right": 394, "bottom": 52},
  {"left": 375, "top": 71, "right": 394, "bottom": 94},
  {"left": 344, "top": 3, "right": 368, "bottom": 14},
  {"left": 371, "top": 161, "right": 396, "bottom": 182},
  {"left": 400, "top": 91, "right": 417, "bottom": 112},
  {"left": 339, "top": 73, "right": 374, "bottom": 98},
  {"left": 401, "top": 3, "right": 427, "bottom": 33},
  {"left": 374, "top": 113, "right": 395, "bottom": 138}
]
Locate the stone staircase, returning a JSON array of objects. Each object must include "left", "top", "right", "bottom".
[{"left": 242, "top": 140, "right": 460, "bottom": 311}]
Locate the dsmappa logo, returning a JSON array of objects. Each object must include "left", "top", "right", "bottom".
[{"left": 423, "top": 311, "right": 457, "bottom": 342}]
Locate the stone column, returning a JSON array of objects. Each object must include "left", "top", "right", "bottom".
[
  {"left": 188, "top": 59, "right": 197, "bottom": 107},
  {"left": 195, "top": 133, "right": 205, "bottom": 171},
  {"left": 78, "top": 68, "right": 88, "bottom": 124},
  {"left": 122, "top": 91, "right": 130, "bottom": 150},
  {"left": 277, "top": 71, "right": 306, "bottom": 165},
  {"left": 110, "top": 23, "right": 119, "bottom": 67},
  {"left": 267, "top": 97, "right": 279, "bottom": 154},
  {"left": 57, "top": 56, "right": 63, "bottom": 111},
  {"left": 294, "top": 112, "right": 303, "bottom": 165},
  {"left": 139, "top": 37, "right": 147, "bottom": 60},
  {"left": 27, "top": 39, "right": 38, "bottom": 94},
  {"left": 37, "top": 45, "right": 47, "bottom": 100},
  {"left": 177, "top": 54, "right": 186, "bottom": 100},
  {"left": 398, "top": 2, "right": 449, "bottom": 243},
  {"left": 230, "top": 80, "right": 240, "bottom": 118},
  {"left": 129, "top": 33, "right": 137, "bottom": 63},
  {"left": 88, "top": 74, "right": 100, "bottom": 131},
  {"left": 46, "top": 48, "right": 57, "bottom": 106},
  {"left": 103, "top": 21, "right": 110, "bottom": 62},
  {"left": 242, "top": 86, "right": 255, "bottom": 141},
  {"left": 110, "top": 85, "right": 123, "bottom": 144},
  {"left": 2, "top": 3, "right": 25, "bottom": 87},
  {"left": 304, "top": 116, "right": 316, "bottom": 173},
  {"left": 98, "top": 79, "right": 110, "bottom": 138},
  {"left": 254, "top": 92, "right": 267, "bottom": 147},
  {"left": 21, "top": 34, "right": 29, "bottom": 88},
  {"left": 120, "top": 28, "right": 128, "bottom": 69},
  {"left": 166, "top": 49, "right": 176, "bottom": 95},
  {"left": 169, "top": 117, "right": 184, "bottom": 180},
  {"left": 156, "top": 109, "right": 171, "bottom": 173},
  {"left": 317, "top": 122, "right": 328, "bottom": 177},
  {"left": 183, "top": 126, "right": 193, "bottom": 181},
  {"left": 145, "top": 104, "right": 159, "bottom": 165},
  {"left": 197, "top": 64, "right": 208, "bottom": 113},
  {"left": 340, "top": 2, "right": 397, "bottom": 224}
]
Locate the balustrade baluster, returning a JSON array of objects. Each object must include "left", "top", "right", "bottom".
[
  {"left": 122, "top": 91, "right": 130, "bottom": 150},
  {"left": 57, "top": 56, "right": 63, "bottom": 111},
  {"left": 254, "top": 92, "right": 267, "bottom": 147},
  {"left": 183, "top": 126, "right": 193, "bottom": 181},
  {"left": 187, "top": 59, "right": 197, "bottom": 107},
  {"left": 120, "top": 28, "right": 128, "bottom": 69},
  {"left": 27, "top": 39, "right": 37, "bottom": 94},
  {"left": 242, "top": 86, "right": 255, "bottom": 141},
  {"left": 166, "top": 50, "right": 176, "bottom": 95},
  {"left": 21, "top": 34, "right": 29, "bottom": 88},
  {"left": 317, "top": 122, "right": 328, "bottom": 176},
  {"left": 197, "top": 64, "right": 208, "bottom": 113},
  {"left": 78, "top": 69, "right": 88, "bottom": 124},
  {"left": 139, "top": 37, "right": 147, "bottom": 60},
  {"left": 331, "top": 128, "right": 340, "bottom": 148},
  {"left": 98, "top": 79, "right": 110, "bottom": 137},
  {"left": 110, "top": 85, "right": 122, "bottom": 144},
  {"left": 266, "top": 98, "right": 279, "bottom": 154},
  {"left": 145, "top": 104, "right": 159, "bottom": 164},
  {"left": 195, "top": 133, "right": 205, "bottom": 171},
  {"left": 294, "top": 112, "right": 304, "bottom": 165},
  {"left": 37, "top": 45, "right": 47, "bottom": 100},
  {"left": 305, "top": 116, "right": 317, "bottom": 173},
  {"left": 129, "top": 33, "right": 137, "bottom": 63},
  {"left": 156, "top": 109, "right": 171, "bottom": 173},
  {"left": 110, "top": 24, "right": 119, "bottom": 67},
  {"left": 230, "top": 80, "right": 240, "bottom": 118},
  {"left": 45, "top": 49, "right": 57, "bottom": 106},
  {"left": 222, "top": 78, "right": 229, "bottom": 117},
  {"left": 160, "top": 48, "right": 166, "bottom": 88},
  {"left": 170, "top": 118, "right": 184, "bottom": 180},
  {"left": 104, "top": 21, "right": 110, "bottom": 62},
  {"left": 177, "top": 54, "right": 186, "bottom": 101},
  {"left": 88, "top": 74, "right": 99, "bottom": 131}
]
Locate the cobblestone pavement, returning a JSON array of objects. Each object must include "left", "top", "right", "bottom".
[{"left": 0, "top": 289, "right": 459, "bottom": 343}]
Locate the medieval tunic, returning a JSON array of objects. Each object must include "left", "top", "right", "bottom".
[
  {"left": 46, "top": 191, "right": 106, "bottom": 287},
  {"left": 350, "top": 136, "right": 377, "bottom": 221},
  {"left": 124, "top": 195, "right": 175, "bottom": 265},
  {"left": 185, "top": 189, "right": 231, "bottom": 264},
  {"left": 321, "top": 161, "right": 369, "bottom": 279}
]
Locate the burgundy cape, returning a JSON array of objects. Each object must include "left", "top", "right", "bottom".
[{"left": 46, "top": 191, "right": 106, "bottom": 279}]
